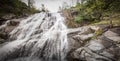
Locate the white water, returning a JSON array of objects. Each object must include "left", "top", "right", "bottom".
[{"left": 0, "top": 12, "right": 68, "bottom": 61}]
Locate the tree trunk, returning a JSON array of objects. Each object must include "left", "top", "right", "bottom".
[
  {"left": 28, "top": 0, "right": 30, "bottom": 8},
  {"left": 109, "top": 13, "right": 113, "bottom": 28}
]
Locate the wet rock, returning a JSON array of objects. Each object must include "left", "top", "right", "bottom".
[
  {"left": 2, "top": 14, "right": 15, "bottom": 20},
  {"left": 7, "top": 20, "right": 19, "bottom": 26},
  {"left": 5, "top": 26, "right": 17, "bottom": 34},
  {"left": 77, "top": 34, "right": 94, "bottom": 41},
  {"left": 0, "top": 18, "right": 22, "bottom": 44},
  {"left": 67, "top": 37, "right": 83, "bottom": 61},
  {"left": 68, "top": 36, "right": 81, "bottom": 50},
  {"left": 0, "top": 19, "right": 7, "bottom": 25},
  {"left": 0, "top": 32, "right": 9, "bottom": 39},
  {"left": 0, "top": 38, "right": 5, "bottom": 44},
  {"left": 71, "top": 39, "right": 120, "bottom": 61}
]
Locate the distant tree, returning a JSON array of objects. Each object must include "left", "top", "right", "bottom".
[
  {"left": 71, "top": 0, "right": 73, "bottom": 6},
  {"left": 62, "top": 2, "right": 69, "bottom": 9},
  {"left": 28, "top": 0, "right": 35, "bottom": 8},
  {"left": 58, "top": 6, "right": 62, "bottom": 11},
  {"left": 107, "top": 0, "right": 120, "bottom": 28},
  {"left": 73, "top": 0, "right": 120, "bottom": 24},
  {"left": 77, "top": 0, "right": 80, "bottom": 4},
  {"left": 41, "top": 4, "right": 46, "bottom": 12},
  {"left": 84, "top": 0, "right": 120, "bottom": 27}
]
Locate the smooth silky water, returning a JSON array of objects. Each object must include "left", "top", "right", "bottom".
[{"left": 0, "top": 12, "right": 69, "bottom": 61}]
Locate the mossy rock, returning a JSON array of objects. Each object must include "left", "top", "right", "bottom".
[{"left": 95, "top": 28, "right": 103, "bottom": 36}]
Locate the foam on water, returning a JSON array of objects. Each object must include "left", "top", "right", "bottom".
[{"left": 0, "top": 12, "right": 68, "bottom": 61}]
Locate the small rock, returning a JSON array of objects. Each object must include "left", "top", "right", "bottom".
[
  {"left": 90, "top": 26, "right": 100, "bottom": 31},
  {"left": 79, "top": 34, "right": 94, "bottom": 41},
  {"left": 2, "top": 14, "right": 15, "bottom": 20},
  {"left": 0, "top": 38, "right": 5, "bottom": 44},
  {"left": 7, "top": 20, "right": 19, "bottom": 26},
  {"left": 0, "top": 32, "right": 9, "bottom": 39},
  {"left": 0, "top": 19, "right": 7, "bottom": 25}
]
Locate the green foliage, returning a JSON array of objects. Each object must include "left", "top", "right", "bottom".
[
  {"left": 91, "top": 35, "right": 97, "bottom": 39},
  {"left": 75, "top": 15, "right": 84, "bottom": 23},
  {"left": 73, "top": 0, "right": 120, "bottom": 23},
  {"left": 75, "top": 14, "right": 94, "bottom": 23},
  {"left": 0, "top": 0, "right": 27, "bottom": 14},
  {"left": 108, "top": 1, "right": 120, "bottom": 12},
  {"left": 30, "top": 7, "right": 40, "bottom": 14},
  {"left": 95, "top": 28, "right": 102, "bottom": 36},
  {"left": 91, "top": 28, "right": 103, "bottom": 39},
  {"left": 0, "top": 0, "right": 39, "bottom": 18}
]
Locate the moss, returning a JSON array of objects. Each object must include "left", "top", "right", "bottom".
[
  {"left": 91, "top": 28, "right": 102, "bottom": 40},
  {"left": 91, "top": 36, "right": 97, "bottom": 39},
  {"left": 75, "top": 15, "right": 84, "bottom": 23},
  {"left": 95, "top": 28, "right": 103, "bottom": 36}
]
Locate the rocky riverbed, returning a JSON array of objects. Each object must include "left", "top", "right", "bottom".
[
  {"left": 0, "top": 17, "right": 27, "bottom": 44},
  {"left": 0, "top": 14, "right": 120, "bottom": 61},
  {"left": 67, "top": 26, "right": 120, "bottom": 61}
]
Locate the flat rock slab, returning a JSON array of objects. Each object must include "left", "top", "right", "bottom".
[{"left": 104, "top": 28, "right": 120, "bottom": 43}]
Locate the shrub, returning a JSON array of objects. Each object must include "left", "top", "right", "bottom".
[
  {"left": 95, "top": 28, "right": 102, "bottom": 36},
  {"left": 75, "top": 14, "right": 94, "bottom": 23},
  {"left": 75, "top": 15, "right": 84, "bottom": 23}
]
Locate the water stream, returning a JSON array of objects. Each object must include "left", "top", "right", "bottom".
[{"left": 0, "top": 12, "right": 69, "bottom": 61}]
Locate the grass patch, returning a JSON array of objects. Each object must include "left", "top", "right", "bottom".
[{"left": 89, "top": 16, "right": 120, "bottom": 26}]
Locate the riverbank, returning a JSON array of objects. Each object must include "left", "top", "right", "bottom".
[
  {"left": 0, "top": 0, "right": 40, "bottom": 26},
  {"left": 66, "top": 25, "right": 120, "bottom": 61}
]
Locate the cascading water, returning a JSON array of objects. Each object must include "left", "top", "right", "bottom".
[{"left": 0, "top": 12, "right": 68, "bottom": 61}]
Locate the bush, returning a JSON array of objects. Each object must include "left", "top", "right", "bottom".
[
  {"left": 75, "top": 14, "right": 94, "bottom": 23},
  {"left": 0, "top": 0, "right": 40, "bottom": 19},
  {"left": 95, "top": 28, "right": 102, "bottom": 36},
  {"left": 75, "top": 15, "right": 84, "bottom": 23},
  {"left": 30, "top": 7, "right": 40, "bottom": 14}
]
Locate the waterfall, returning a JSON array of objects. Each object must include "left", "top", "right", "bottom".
[{"left": 0, "top": 12, "right": 68, "bottom": 61}]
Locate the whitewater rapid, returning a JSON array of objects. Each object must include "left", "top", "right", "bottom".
[{"left": 0, "top": 12, "right": 68, "bottom": 61}]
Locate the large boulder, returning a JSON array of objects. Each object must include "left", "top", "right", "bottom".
[
  {"left": 68, "top": 26, "right": 120, "bottom": 61},
  {"left": 67, "top": 26, "right": 98, "bottom": 49},
  {"left": 103, "top": 27, "right": 120, "bottom": 44},
  {"left": 75, "top": 34, "right": 94, "bottom": 41},
  {"left": 66, "top": 26, "right": 97, "bottom": 61},
  {"left": 71, "top": 39, "right": 120, "bottom": 61},
  {"left": 0, "top": 18, "right": 22, "bottom": 44}
]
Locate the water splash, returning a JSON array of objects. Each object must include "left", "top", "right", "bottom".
[{"left": 0, "top": 12, "right": 68, "bottom": 61}]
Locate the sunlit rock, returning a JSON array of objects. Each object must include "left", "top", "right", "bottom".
[{"left": 104, "top": 29, "right": 120, "bottom": 43}]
